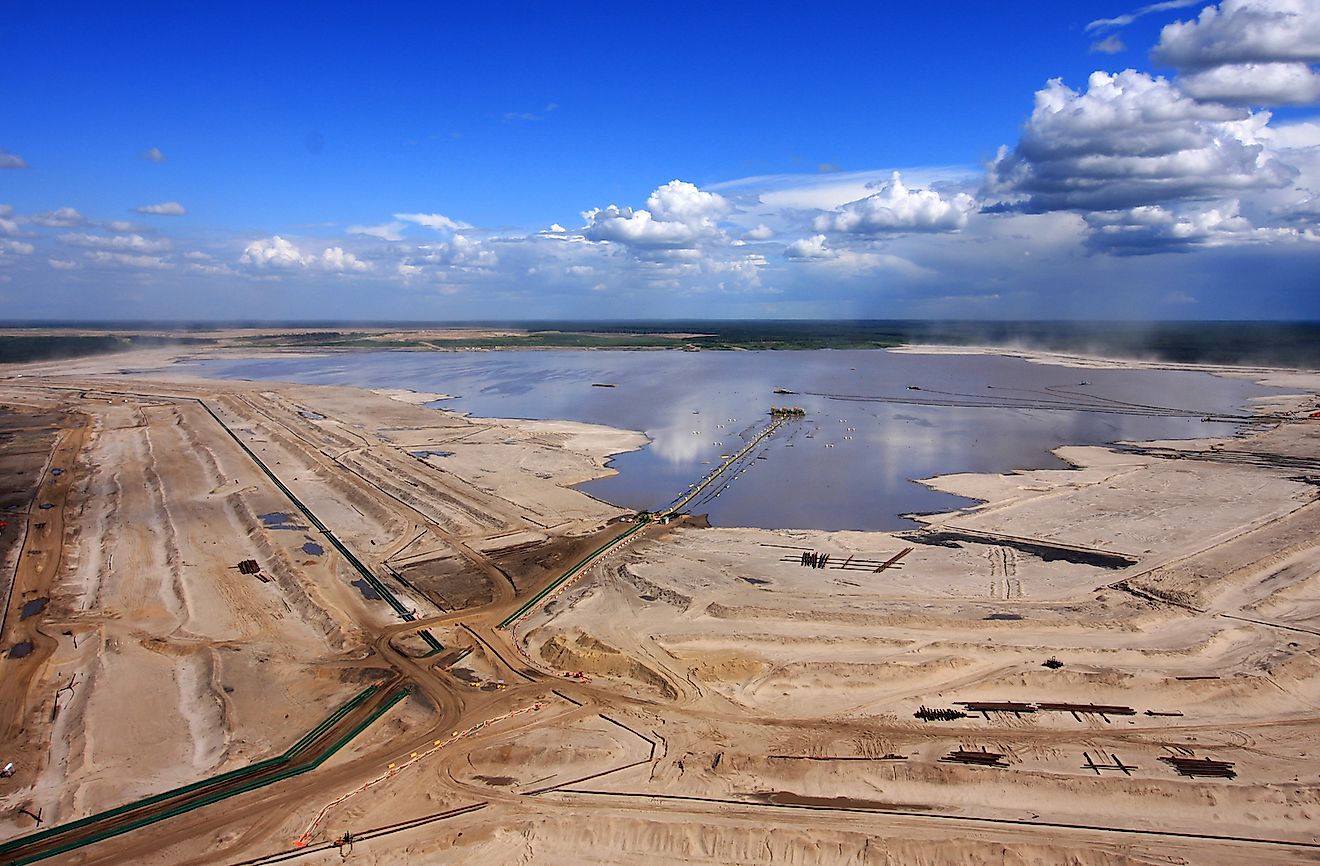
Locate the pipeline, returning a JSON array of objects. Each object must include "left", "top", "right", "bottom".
[
  {"left": 497, "top": 413, "right": 788, "bottom": 672},
  {"left": 197, "top": 399, "right": 443, "bottom": 653},
  {"left": 0, "top": 686, "right": 409, "bottom": 866},
  {"left": 659, "top": 415, "right": 786, "bottom": 518},
  {"left": 293, "top": 702, "right": 545, "bottom": 847},
  {"left": 504, "top": 526, "right": 648, "bottom": 675},
  {"left": 497, "top": 522, "right": 646, "bottom": 629}
]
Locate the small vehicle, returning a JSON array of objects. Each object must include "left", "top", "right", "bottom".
[{"left": 2, "top": 762, "right": 15, "bottom": 778}]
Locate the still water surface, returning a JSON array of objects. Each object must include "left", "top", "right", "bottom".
[{"left": 191, "top": 350, "right": 1273, "bottom": 531}]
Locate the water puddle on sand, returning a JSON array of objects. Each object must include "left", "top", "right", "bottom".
[
  {"left": 19, "top": 597, "right": 48, "bottom": 619},
  {"left": 350, "top": 579, "right": 381, "bottom": 600},
  {"left": 8, "top": 641, "right": 33, "bottom": 659},
  {"left": 302, "top": 541, "right": 324, "bottom": 556},
  {"left": 258, "top": 512, "right": 307, "bottom": 531}
]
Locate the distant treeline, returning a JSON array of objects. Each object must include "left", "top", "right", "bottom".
[
  {"left": 894, "top": 320, "right": 1320, "bottom": 368},
  {"left": 525, "top": 320, "right": 1320, "bottom": 366},
  {"left": 0, "top": 334, "right": 214, "bottom": 364},
  {"left": 2, "top": 321, "right": 1318, "bottom": 368}
]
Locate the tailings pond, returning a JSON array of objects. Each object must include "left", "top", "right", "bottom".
[{"left": 188, "top": 350, "right": 1277, "bottom": 531}]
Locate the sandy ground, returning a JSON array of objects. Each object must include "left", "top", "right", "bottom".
[{"left": 0, "top": 344, "right": 1318, "bottom": 865}]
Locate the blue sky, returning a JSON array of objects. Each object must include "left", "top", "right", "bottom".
[{"left": 2, "top": 1, "right": 1318, "bottom": 320}]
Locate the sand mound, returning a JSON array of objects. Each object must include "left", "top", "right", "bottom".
[{"left": 538, "top": 631, "right": 679, "bottom": 699}]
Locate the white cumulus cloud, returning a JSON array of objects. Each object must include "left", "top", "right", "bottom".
[
  {"left": 31, "top": 207, "right": 86, "bottom": 228},
  {"left": 784, "top": 234, "right": 835, "bottom": 260},
  {"left": 0, "top": 149, "right": 28, "bottom": 169},
  {"left": 133, "top": 201, "right": 188, "bottom": 216},
  {"left": 645, "top": 180, "right": 731, "bottom": 224},
  {"left": 1084, "top": 200, "right": 1310, "bottom": 253},
  {"left": 320, "top": 246, "right": 369, "bottom": 272},
  {"left": 583, "top": 206, "right": 704, "bottom": 248},
  {"left": 240, "top": 236, "right": 311, "bottom": 268},
  {"left": 415, "top": 234, "right": 497, "bottom": 269},
  {"left": 1179, "top": 61, "right": 1320, "bottom": 104},
  {"left": 239, "top": 236, "right": 370, "bottom": 273},
  {"left": 141, "top": 146, "right": 167, "bottom": 162},
  {"left": 987, "top": 70, "right": 1296, "bottom": 212},
  {"left": 1153, "top": 0, "right": 1320, "bottom": 68},
  {"left": 814, "top": 172, "right": 976, "bottom": 234},
  {"left": 582, "top": 180, "right": 731, "bottom": 250}
]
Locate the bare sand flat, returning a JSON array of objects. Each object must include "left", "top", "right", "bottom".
[{"left": 1, "top": 345, "right": 1318, "bottom": 865}]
